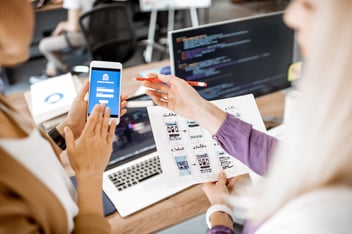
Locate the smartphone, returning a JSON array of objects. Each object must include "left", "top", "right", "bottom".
[{"left": 87, "top": 60, "right": 122, "bottom": 125}]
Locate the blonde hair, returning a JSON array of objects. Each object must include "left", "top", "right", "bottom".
[{"left": 233, "top": 0, "right": 352, "bottom": 225}]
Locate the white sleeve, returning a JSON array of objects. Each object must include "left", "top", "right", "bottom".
[
  {"left": 255, "top": 188, "right": 352, "bottom": 234},
  {"left": 63, "top": 0, "right": 80, "bottom": 10}
]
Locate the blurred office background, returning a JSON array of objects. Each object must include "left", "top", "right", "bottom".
[
  {"left": 0, "top": 0, "right": 289, "bottom": 233},
  {"left": 0, "top": 0, "right": 289, "bottom": 232},
  {"left": 1, "top": 0, "right": 289, "bottom": 96}
]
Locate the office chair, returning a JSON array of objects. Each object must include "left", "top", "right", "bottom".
[
  {"left": 79, "top": 2, "right": 137, "bottom": 64},
  {"left": 79, "top": 1, "right": 168, "bottom": 67}
]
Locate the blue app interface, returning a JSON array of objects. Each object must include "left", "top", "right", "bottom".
[{"left": 88, "top": 67, "right": 121, "bottom": 118}]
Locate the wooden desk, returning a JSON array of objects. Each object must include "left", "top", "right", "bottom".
[{"left": 6, "top": 60, "right": 285, "bottom": 234}]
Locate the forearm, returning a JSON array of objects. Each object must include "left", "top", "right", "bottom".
[
  {"left": 192, "top": 99, "right": 227, "bottom": 135},
  {"left": 189, "top": 101, "right": 277, "bottom": 175},
  {"left": 75, "top": 174, "right": 104, "bottom": 216},
  {"left": 215, "top": 114, "right": 277, "bottom": 175},
  {"left": 207, "top": 212, "right": 235, "bottom": 234},
  {"left": 210, "top": 212, "right": 234, "bottom": 230}
]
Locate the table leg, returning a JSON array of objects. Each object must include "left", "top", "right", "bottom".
[{"left": 144, "top": 9, "right": 158, "bottom": 63}]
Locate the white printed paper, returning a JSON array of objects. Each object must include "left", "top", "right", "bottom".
[{"left": 147, "top": 94, "right": 266, "bottom": 186}]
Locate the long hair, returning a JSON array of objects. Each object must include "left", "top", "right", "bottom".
[{"left": 233, "top": 0, "right": 352, "bottom": 225}]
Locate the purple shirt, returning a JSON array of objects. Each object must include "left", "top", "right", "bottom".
[{"left": 209, "top": 113, "right": 278, "bottom": 234}]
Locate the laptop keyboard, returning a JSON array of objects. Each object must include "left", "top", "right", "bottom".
[{"left": 107, "top": 155, "right": 163, "bottom": 191}]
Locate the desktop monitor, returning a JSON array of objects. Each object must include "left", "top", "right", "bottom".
[{"left": 168, "top": 12, "right": 295, "bottom": 100}]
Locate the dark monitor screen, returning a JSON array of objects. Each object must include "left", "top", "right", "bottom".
[
  {"left": 107, "top": 106, "right": 156, "bottom": 168},
  {"left": 169, "top": 12, "right": 295, "bottom": 100}
]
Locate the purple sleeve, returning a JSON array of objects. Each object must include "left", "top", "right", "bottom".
[
  {"left": 208, "top": 225, "right": 235, "bottom": 234},
  {"left": 214, "top": 113, "right": 277, "bottom": 176},
  {"left": 242, "top": 221, "right": 257, "bottom": 234}
]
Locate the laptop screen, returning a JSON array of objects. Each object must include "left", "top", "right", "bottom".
[
  {"left": 168, "top": 12, "right": 295, "bottom": 100},
  {"left": 107, "top": 106, "right": 156, "bottom": 168}
]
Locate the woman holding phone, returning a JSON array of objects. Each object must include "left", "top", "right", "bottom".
[{"left": 0, "top": 0, "right": 128, "bottom": 232}]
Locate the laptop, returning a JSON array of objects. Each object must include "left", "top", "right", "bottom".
[{"left": 102, "top": 103, "right": 190, "bottom": 217}]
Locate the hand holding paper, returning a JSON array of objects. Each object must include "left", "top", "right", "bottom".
[{"left": 147, "top": 94, "right": 266, "bottom": 186}]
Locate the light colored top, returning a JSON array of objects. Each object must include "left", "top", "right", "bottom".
[
  {"left": 63, "top": 0, "right": 95, "bottom": 14},
  {"left": 0, "top": 129, "right": 78, "bottom": 233},
  {"left": 0, "top": 94, "right": 110, "bottom": 233},
  {"left": 256, "top": 186, "right": 352, "bottom": 234},
  {"left": 210, "top": 114, "right": 352, "bottom": 234}
]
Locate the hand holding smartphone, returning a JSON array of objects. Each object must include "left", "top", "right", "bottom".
[{"left": 87, "top": 60, "right": 122, "bottom": 125}]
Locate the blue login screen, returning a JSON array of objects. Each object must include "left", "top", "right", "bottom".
[{"left": 88, "top": 67, "right": 121, "bottom": 118}]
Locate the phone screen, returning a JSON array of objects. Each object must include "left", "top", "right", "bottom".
[{"left": 88, "top": 67, "right": 121, "bottom": 119}]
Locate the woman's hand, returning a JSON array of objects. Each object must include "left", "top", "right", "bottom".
[
  {"left": 64, "top": 103, "right": 116, "bottom": 177},
  {"left": 58, "top": 80, "right": 89, "bottom": 139},
  {"left": 119, "top": 94, "right": 128, "bottom": 117},
  {"left": 141, "top": 74, "right": 226, "bottom": 135},
  {"left": 57, "top": 80, "right": 128, "bottom": 140},
  {"left": 203, "top": 171, "right": 239, "bottom": 230},
  {"left": 142, "top": 74, "right": 206, "bottom": 120},
  {"left": 202, "top": 171, "right": 239, "bottom": 206},
  {"left": 64, "top": 103, "right": 117, "bottom": 215}
]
